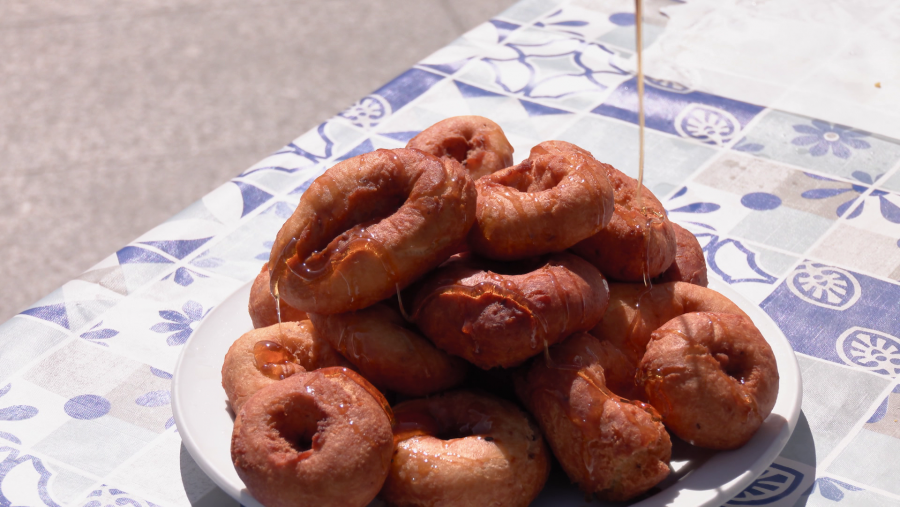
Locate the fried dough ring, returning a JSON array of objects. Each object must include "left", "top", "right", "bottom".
[
  {"left": 515, "top": 332, "right": 671, "bottom": 501},
  {"left": 381, "top": 390, "right": 550, "bottom": 507},
  {"left": 269, "top": 148, "right": 477, "bottom": 314},
  {"left": 308, "top": 303, "right": 467, "bottom": 396},
  {"left": 221, "top": 321, "right": 351, "bottom": 413},
  {"left": 468, "top": 141, "right": 614, "bottom": 260},
  {"left": 591, "top": 282, "right": 748, "bottom": 368},
  {"left": 638, "top": 312, "right": 779, "bottom": 449},
  {"left": 571, "top": 164, "right": 676, "bottom": 281},
  {"left": 406, "top": 116, "right": 514, "bottom": 180},
  {"left": 232, "top": 368, "right": 394, "bottom": 507},
  {"left": 655, "top": 223, "right": 708, "bottom": 287},
  {"left": 249, "top": 262, "right": 308, "bottom": 328},
  {"left": 410, "top": 252, "right": 610, "bottom": 369}
]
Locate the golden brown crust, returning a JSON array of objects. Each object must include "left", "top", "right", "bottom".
[
  {"left": 591, "top": 282, "right": 749, "bottom": 368},
  {"left": 249, "top": 262, "right": 308, "bottom": 328},
  {"left": 269, "top": 148, "right": 477, "bottom": 314},
  {"left": 468, "top": 141, "right": 614, "bottom": 260},
  {"left": 407, "top": 116, "right": 514, "bottom": 180},
  {"left": 638, "top": 312, "right": 779, "bottom": 449},
  {"left": 515, "top": 333, "right": 671, "bottom": 501},
  {"left": 381, "top": 390, "right": 550, "bottom": 507},
  {"left": 308, "top": 303, "right": 467, "bottom": 396},
  {"left": 410, "top": 252, "right": 610, "bottom": 369},
  {"left": 571, "top": 164, "right": 676, "bottom": 282},
  {"left": 221, "top": 321, "right": 351, "bottom": 414},
  {"left": 655, "top": 223, "right": 708, "bottom": 287},
  {"left": 232, "top": 369, "right": 394, "bottom": 507}
]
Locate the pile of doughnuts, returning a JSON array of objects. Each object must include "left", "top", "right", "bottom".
[{"left": 222, "top": 116, "right": 779, "bottom": 506}]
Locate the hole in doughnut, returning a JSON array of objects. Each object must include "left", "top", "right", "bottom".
[
  {"left": 491, "top": 158, "right": 569, "bottom": 194},
  {"left": 269, "top": 395, "right": 325, "bottom": 456},
  {"left": 441, "top": 136, "right": 471, "bottom": 165}
]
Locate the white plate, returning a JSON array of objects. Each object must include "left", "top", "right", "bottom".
[{"left": 172, "top": 279, "right": 802, "bottom": 507}]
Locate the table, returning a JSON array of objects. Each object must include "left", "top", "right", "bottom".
[{"left": 2, "top": 0, "right": 899, "bottom": 505}]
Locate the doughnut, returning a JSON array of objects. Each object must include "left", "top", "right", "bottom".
[
  {"left": 268, "top": 148, "right": 477, "bottom": 315},
  {"left": 468, "top": 141, "right": 614, "bottom": 260},
  {"left": 571, "top": 164, "right": 676, "bottom": 282},
  {"left": 409, "top": 252, "right": 610, "bottom": 369},
  {"left": 591, "top": 281, "right": 748, "bottom": 368},
  {"left": 638, "top": 312, "right": 779, "bottom": 449},
  {"left": 406, "top": 116, "right": 514, "bottom": 180},
  {"left": 515, "top": 332, "right": 671, "bottom": 501},
  {"left": 221, "top": 321, "right": 351, "bottom": 413},
  {"left": 249, "top": 262, "right": 308, "bottom": 328},
  {"left": 381, "top": 390, "right": 550, "bottom": 507},
  {"left": 655, "top": 223, "right": 708, "bottom": 287},
  {"left": 232, "top": 367, "right": 394, "bottom": 507},
  {"left": 308, "top": 303, "right": 467, "bottom": 396}
]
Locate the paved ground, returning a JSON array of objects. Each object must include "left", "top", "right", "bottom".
[{"left": 0, "top": 0, "right": 517, "bottom": 322}]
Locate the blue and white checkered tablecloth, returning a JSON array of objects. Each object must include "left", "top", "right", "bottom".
[{"left": 2, "top": 0, "right": 899, "bottom": 505}]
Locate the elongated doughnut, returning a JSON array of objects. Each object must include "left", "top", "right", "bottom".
[
  {"left": 515, "top": 332, "right": 671, "bottom": 501},
  {"left": 232, "top": 368, "right": 394, "bottom": 507},
  {"left": 469, "top": 141, "right": 614, "bottom": 260},
  {"left": 269, "top": 148, "right": 477, "bottom": 314},
  {"left": 381, "top": 390, "right": 550, "bottom": 507},
  {"left": 221, "top": 321, "right": 351, "bottom": 413},
  {"left": 410, "top": 252, "right": 609, "bottom": 369},
  {"left": 407, "top": 115, "right": 514, "bottom": 180},
  {"left": 638, "top": 312, "right": 778, "bottom": 449},
  {"left": 308, "top": 303, "right": 467, "bottom": 396}
]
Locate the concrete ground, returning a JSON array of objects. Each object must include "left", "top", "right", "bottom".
[{"left": 0, "top": 0, "right": 517, "bottom": 322}]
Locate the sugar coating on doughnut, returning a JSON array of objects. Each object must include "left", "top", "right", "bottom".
[
  {"left": 638, "top": 312, "right": 779, "bottom": 449},
  {"left": 269, "top": 148, "right": 477, "bottom": 314},
  {"left": 407, "top": 115, "right": 514, "bottom": 180},
  {"left": 249, "top": 262, "right": 308, "bottom": 328},
  {"left": 381, "top": 390, "right": 550, "bottom": 507},
  {"left": 516, "top": 333, "right": 671, "bottom": 501},
  {"left": 308, "top": 303, "right": 467, "bottom": 396},
  {"left": 572, "top": 163, "right": 676, "bottom": 282},
  {"left": 221, "top": 321, "right": 351, "bottom": 414},
  {"left": 469, "top": 141, "right": 614, "bottom": 260},
  {"left": 655, "top": 223, "right": 708, "bottom": 287},
  {"left": 410, "top": 252, "right": 610, "bottom": 369},
  {"left": 232, "top": 368, "right": 394, "bottom": 507}
]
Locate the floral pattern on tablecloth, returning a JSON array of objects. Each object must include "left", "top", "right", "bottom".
[{"left": 2, "top": 0, "right": 900, "bottom": 504}]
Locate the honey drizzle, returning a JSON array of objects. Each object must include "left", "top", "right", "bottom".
[
  {"left": 634, "top": 0, "right": 660, "bottom": 290},
  {"left": 635, "top": 0, "right": 646, "bottom": 208}
]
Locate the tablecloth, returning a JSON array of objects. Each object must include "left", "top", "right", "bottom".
[{"left": 1, "top": 0, "right": 899, "bottom": 505}]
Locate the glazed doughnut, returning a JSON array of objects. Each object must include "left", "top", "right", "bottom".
[
  {"left": 249, "top": 262, "right": 308, "bottom": 328},
  {"left": 308, "top": 303, "right": 467, "bottom": 396},
  {"left": 591, "top": 281, "right": 748, "bottom": 368},
  {"left": 406, "top": 116, "right": 514, "bottom": 180},
  {"left": 381, "top": 390, "right": 550, "bottom": 507},
  {"left": 515, "top": 332, "right": 671, "bottom": 501},
  {"left": 221, "top": 321, "right": 351, "bottom": 413},
  {"left": 410, "top": 252, "right": 610, "bottom": 369},
  {"left": 638, "top": 312, "right": 778, "bottom": 449},
  {"left": 468, "top": 141, "right": 614, "bottom": 260},
  {"left": 571, "top": 164, "right": 677, "bottom": 281},
  {"left": 232, "top": 368, "right": 394, "bottom": 507},
  {"left": 268, "top": 148, "right": 477, "bottom": 314},
  {"left": 655, "top": 223, "right": 708, "bottom": 287}
]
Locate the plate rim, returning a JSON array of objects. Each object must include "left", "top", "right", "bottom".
[{"left": 172, "top": 278, "right": 802, "bottom": 507}]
